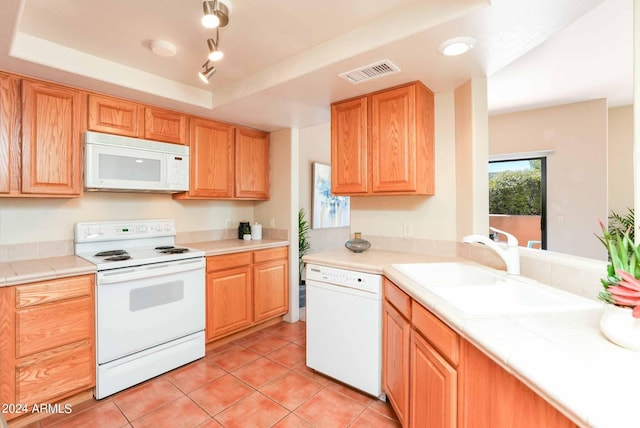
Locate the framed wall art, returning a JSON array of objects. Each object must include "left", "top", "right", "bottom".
[{"left": 312, "top": 162, "right": 350, "bottom": 229}]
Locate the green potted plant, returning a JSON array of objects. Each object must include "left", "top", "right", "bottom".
[
  {"left": 597, "top": 219, "right": 640, "bottom": 350},
  {"left": 298, "top": 208, "right": 311, "bottom": 307}
]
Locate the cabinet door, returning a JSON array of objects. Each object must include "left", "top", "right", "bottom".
[
  {"left": 253, "top": 258, "right": 288, "bottom": 322},
  {"left": 370, "top": 84, "right": 417, "bottom": 193},
  {"left": 383, "top": 300, "right": 411, "bottom": 426},
  {"left": 21, "top": 80, "right": 85, "bottom": 195},
  {"left": 458, "top": 339, "right": 575, "bottom": 428},
  {"left": 186, "top": 118, "right": 235, "bottom": 198},
  {"left": 0, "top": 73, "right": 20, "bottom": 195},
  {"left": 410, "top": 330, "right": 457, "bottom": 428},
  {"left": 331, "top": 97, "right": 368, "bottom": 194},
  {"left": 235, "top": 127, "right": 270, "bottom": 199},
  {"left": 144, "top": 107, "right": 188, "bottom": 145},
  {"left": 88, "top": 93, "right": 144, "bottom": 137},
  {"left": 206, "top": 266, "right": 253, "bottom": 341}
]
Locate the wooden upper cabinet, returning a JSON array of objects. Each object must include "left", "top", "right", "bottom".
[
  {"left": 331, "top": 81, "right": 434, "bottom": 196},
  {"left": 0, "top": 73, "right": 20, "bottom": 195},
  {"left": 371, "top": 85, "right": 417, "bottom": 193},
  {"left": 182, "top": 117, "right": 234, "bottom": 198},
  {"left": 235, "top": 127, "right": 270, "bottom": 200},
  {"left": 331, "top": 97, "right": 368, "bottom": 194},
  {"left": 87, "top": 94, "right": 144, "bottom": 138},
  {"left": 145, "top": 106, "right": 188, "bottom": 145},
  {"left": 21, "top": 80, "right": 85, "bottom": 196}
]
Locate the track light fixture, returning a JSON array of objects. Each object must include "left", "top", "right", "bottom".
[
  {"left": 201, "top": 0, "right": 229, "bottom": 29},
  {"left": 198, "top": 0, "right": 230, "bottom": 84},
  {"left": 207, "top": 29, "right": 223, "bottom": 61},
  {"left": 198, "top": 60, "right": 216, "bottom": 83}
]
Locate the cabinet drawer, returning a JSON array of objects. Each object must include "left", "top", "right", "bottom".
[
  {"left": 384, "top": 278, "right": 411, "bottom": 319},
  {"left": 253, "top": 247, "right": 288, "bottom": 263},
  {"left": 16, "top": 296, "right": 93, "bottom": 358},
  {"left": 207, "top": 252, "right": 252, "bottom": 272},
  {"left": 412, "top": 301, "right": 459, "bottom": 366},
  {"left": 15, "top": 275, "right": 93, "bottom": 308},
  {"left": 16, "top": 340, "right": 94, "bottom": 405}
]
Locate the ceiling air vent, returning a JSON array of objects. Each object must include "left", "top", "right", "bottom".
[{"left": 338, "top": 59, "right": 400, "bottom": 84}]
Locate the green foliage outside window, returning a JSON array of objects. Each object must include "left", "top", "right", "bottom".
[{"left": 489, "top": 168, "right": 541, "bottom": 215}]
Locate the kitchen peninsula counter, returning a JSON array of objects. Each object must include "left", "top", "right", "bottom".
[{"left": 304, "top": 248, "right": 633, "bottom": 428}]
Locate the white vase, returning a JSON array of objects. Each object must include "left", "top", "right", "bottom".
[{"left": 600, "top": 304, "right": 640, "bottom": 351}]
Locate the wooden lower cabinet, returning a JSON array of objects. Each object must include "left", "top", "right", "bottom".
[
  {"left": 382, "top": 297, "right": 411, "bottom": 426},
  {"left": 382, "top": 277, "right": 576, "bottom": 428},
  {"left": 206, "top": 247, "right": 289, "bottom": 342},
  {"left": 206, "top": 265, "right": 253, "bottom": 341},
  {"left": 410, "top": 330, "right": 456, "bottom": 428},
  {"left": 458, "top": 339, "right": 575, "bottom": 428},
  {"left": 0, "top": 275, "right": 95, "bottom": 422},
  {"left": 254, "top": 258, "right": 288, "bottom": 322}
]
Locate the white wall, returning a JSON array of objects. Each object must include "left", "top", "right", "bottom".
[
  {"left": 255, "top": 128, "right": 299, "bottom": 322},
  {"left": 349, "top": 90, "right": 458, "bottom": 241},
  {"left": 608, "top": 104, "right": 634, "bottom": 216},
  {"left": 455, "top": 78, "right": 489, "bottom": 239},
  {"left": 0, "top": 193, "right": 253, "bottom": 245},
  {"left": 489, "top": 99, "right": 608, "bottom": 260},
  {"left": 298, "top": 123, "right": 350, "bottom": 253}
]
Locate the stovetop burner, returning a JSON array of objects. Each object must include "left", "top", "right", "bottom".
[
  {"left": 104, "top": 255, "right": 132, "bottom": 261},
  {"left": 160, "top": 248, "right": 190, "bottom": 254},
  {"left": 154, "top": 246, "right": 175, "bottom": 250},
  {"left": 95, "top": 249, "right": 128, "bottom": 257}
]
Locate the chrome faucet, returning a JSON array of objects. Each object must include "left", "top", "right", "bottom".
[{"left": 463, "top": 227, "right": 520, "bottom": 275}]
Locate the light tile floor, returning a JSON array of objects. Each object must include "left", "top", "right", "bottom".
[{"left": 27, "top": 321, "right": 399, "bottom": 428}]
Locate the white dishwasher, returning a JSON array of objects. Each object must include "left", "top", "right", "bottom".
[{"left": 305, "top": 263, "right": 383, "bottom": 398}]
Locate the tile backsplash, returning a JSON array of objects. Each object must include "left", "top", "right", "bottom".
[{"left": 0, "top": 228, "right": 290, "bottom": 262}]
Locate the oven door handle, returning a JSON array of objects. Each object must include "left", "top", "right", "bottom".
[{"left": 99, "top": 259, "right": 204, "bottom": 285}]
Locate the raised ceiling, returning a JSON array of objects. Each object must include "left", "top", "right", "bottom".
[{"left": 0, "top": 0, "right": 630, "bottom": 131}]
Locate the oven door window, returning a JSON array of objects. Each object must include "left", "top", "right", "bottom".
[{"left": 130, "top": 280, "right": 184, "bottom": 311}]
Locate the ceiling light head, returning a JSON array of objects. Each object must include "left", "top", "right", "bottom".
[
  {"left": 207, "top": 38, "right": 224, "bottom": 61},
  {"left": 150, "top": 39, "right": 177, "bottom": 57},
  {"left": 198, "top": 60, "right": 216, "bottom": 83},
  {"left": 438, "top": 36, "right": 476, "bottom": 57},
  {"left": 201, "top": 0, "right": 230, "bottom": 28}
]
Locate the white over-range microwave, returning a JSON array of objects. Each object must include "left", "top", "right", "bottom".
[{"left": 84, "top": 131, "right": 189, "bottom": 193}]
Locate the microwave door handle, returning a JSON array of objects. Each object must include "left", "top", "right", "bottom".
[{"left": 99, "top": 259, "right": 204, "bottom": 285}]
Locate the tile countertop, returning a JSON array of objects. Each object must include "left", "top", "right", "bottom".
[
  {"left": 0, "top": 239, "right": 289, "bottom": 287},
  {"left": 0, "top": 256, "right": 96, "bottom": 287},
  {"left": 182, "top": 238, "right": 289, "bottom": 256},
  {"left": 304, "top": 248, "right": 637, "bottom": 428}
]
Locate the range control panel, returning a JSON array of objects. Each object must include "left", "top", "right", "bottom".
[
  {"left": 75, "top": 219, "right": 176, "bottom": 242},
  {"left": 306, "top": 264, "right": 382, "bottom": 294}
]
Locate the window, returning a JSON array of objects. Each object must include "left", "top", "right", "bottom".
[{"left": 488, "top": 157, "right": 547, "bottom": 249}]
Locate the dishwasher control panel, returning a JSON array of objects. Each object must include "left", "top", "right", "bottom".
[{"left": 306, "top": 264, "right": 382, "bottom": 294}]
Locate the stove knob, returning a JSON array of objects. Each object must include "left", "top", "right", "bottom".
[
  {"left": 155, "top": 224, "right": 162, "bottom": 231},
  {"left": 164, "top": 223, "right": 171, "bottom": 231}
]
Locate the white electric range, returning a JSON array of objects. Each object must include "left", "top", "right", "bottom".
[{"left": 75, "top": 219, "right": 206, "bottom": 399}]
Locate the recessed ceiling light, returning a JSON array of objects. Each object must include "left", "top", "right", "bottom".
[
  {"left": 150, "top": 40, "right": 177, "bottom": 57},
  {"left": 438, "top": 37, "right": 476, "bottom": 57}
]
